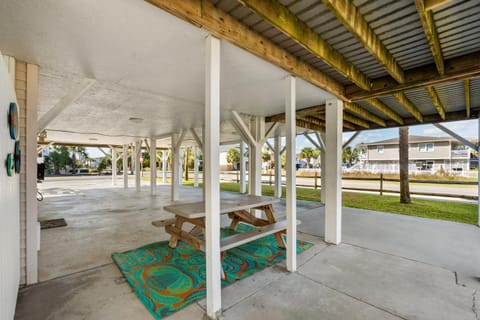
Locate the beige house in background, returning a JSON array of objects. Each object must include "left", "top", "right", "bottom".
[{"left": 357, "top": 136, "right": 477, "bottom": 174}]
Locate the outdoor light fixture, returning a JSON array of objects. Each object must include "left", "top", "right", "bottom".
[{"left": 129, "top": 117, "right": 144, "bottom": 123}]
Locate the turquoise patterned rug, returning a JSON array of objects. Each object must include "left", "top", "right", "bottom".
[{"left": 112, "top": 224, "right": 312, "bottom": 319}]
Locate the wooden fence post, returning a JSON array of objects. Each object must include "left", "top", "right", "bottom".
[
  {"left": 314, "top": 171, "right": 318, "bottom": 189},
  {"left": 380, "top": 173, "right": 384, "bottom": 196}
]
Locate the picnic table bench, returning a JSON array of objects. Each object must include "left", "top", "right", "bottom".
[{"left": 152, "top": 195, "right": 298, "bottom": 264}]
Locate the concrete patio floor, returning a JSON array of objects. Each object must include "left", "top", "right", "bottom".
[{"left": 15, "top": 176, "right": 480, "bottom": 319}]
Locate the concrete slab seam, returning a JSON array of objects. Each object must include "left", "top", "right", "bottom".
[{"left": 297, "top": 272, "right": 408, "bottom": 320}]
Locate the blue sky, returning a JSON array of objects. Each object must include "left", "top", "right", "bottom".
[{"left": 86, "top": 119, "right": 479, "bottom": 157}]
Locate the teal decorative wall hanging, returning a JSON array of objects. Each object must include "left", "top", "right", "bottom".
[
  {"left": 14, "top": 141, "right": 21, "bottom": 174},
  {"left": 8, "top": 102, "right": 18, "bottom": 140},
  {"left": 5, "top": 153, "right": 14, "bottom": 176}
]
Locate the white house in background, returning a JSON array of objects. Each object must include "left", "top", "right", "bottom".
[{"left": 357, "top": 135, "right": 477, "bottom": 174}]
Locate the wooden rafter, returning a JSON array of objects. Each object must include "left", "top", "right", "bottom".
[
  {"left": 424, "top": 0, "right": 454, "bottom": 11},
  {"left": 346, "top": 52, "right": 480, "bottom": 101},
  {"left": 465, "top": 79, "right": 471, "bottom": 118},
  {"left": 343, "top": 113, "right": 370, "bottom": 129},
  {"left": 237, "top": 0, "right": 371, "bottom": 90},
  {"left": 297, "top": 115, "right": 325, "bottom": 128},
  {"left": 426, "top": 86, "right": 446, "bottom": 120},
  {"left": 344, "top": 102, "right": 386, "bottom": 127},
  {"left": 322, "top": 0, "right": 405, "bottom": 84},
  {"left": 146, "top": 0, "right": 346, "bottom": 99},
  {"left": 392, "top": 92, "right": 424, "bottom": 122},
  {"left": 364, "top": 98, "right": 404, "bottom": 125},
  {"left": 415, "top": 0, "right": 444, "bottom": 75},
  {"left": 297, "top": 105, "right": 325, "bottom": 117}
]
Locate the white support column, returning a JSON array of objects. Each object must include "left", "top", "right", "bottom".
[
  {"left": 250, "top": 117, "right": 264, "bottom": 197},
  {"left": 285, "top": 75, "right": 297, "bottom": 272},
  {"left": 135, "top": 140, "right": 141, "bottom": 192},
  {"left": 111, "top": 148, "right": 117, "bottom": 186},
  {"left": 274, "top": 135, "right": 282, "bottom": 198},
  {"left": 171, "top": 137, "right": 180, "bottom": 202},
  {"left": 26, "top": 63, "right": 39, "bottom": 284},
  {"left": 123, "top": 144, "right": 128, "bottom": 189},
  {"left": 194, "top": 146, "right": 199, "bottom": 187},
  {"left": 205, "top": 34, "right": 222, "bottom": 319},
  {"left": 162, "top": 151, "right": 167, "bottom": 184},
  {"left": 240, "top": 141, "right": 246, "bottom": 193},
  {"left": 130, "top": 144, "right": 134, "bottom": 174},
  {"left": 320, "top": 132, "right": 326, "bottom": 204},
  {"left": 325, "top": 99, "right": 343, "bottom": 244},
  {"left": 150, "top": 138, "right": 157, "bottom": 195}
]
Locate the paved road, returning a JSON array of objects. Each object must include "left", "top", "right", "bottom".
[{"left": 219, "top": 172, "right": 478, "bottom": 199}]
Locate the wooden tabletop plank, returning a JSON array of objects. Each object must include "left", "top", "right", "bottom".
[{"left": 163, "top": 195, "right": 280, "bottom": 219}]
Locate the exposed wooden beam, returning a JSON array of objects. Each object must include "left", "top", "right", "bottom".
[
  {"left": 392, "top": 92, "right": 424, "bottom": 122},
  {"left": 364, "top": 98, "right": 404, "bottom": 125},
  {"left": 296, "top": 105, "right": 325, "bottom": 117},
  {"left": 415, "top": 0, "right": 444, "bottom": 75},
  {"left": 297, "top": 115, "right": 325, "bottom": 128},
  {"left": 146, "top": 0, "right": 346, "bottom": 99},
  {"left": 322, "top": 0, "right": 404, "bottom": 84},
  {"left": 343, "top": 113, "right": 370, "bottom": 129},
  {"left": 295, "top": 119, "right": 325, "bottom": 132},
  {"left": 426, "top": 86, "right": 446, "bottom": 120},
  {"left": 465, "top": 79, "right": 471, "bottom": 118},
  {"left": 346, "top": 52, "right": 480, "bottom": 101},
  {"left": 424, "top": 0, "right": 453, "bottom": 11},
  {"left": 344, "top": 102, "right": 386, "bottom": 127},
  {"left": 237, "top": 0, "right": 371, "bottom": 90},
  {"left": 346, "top": 108, "right": 480, "bottom": 132}
]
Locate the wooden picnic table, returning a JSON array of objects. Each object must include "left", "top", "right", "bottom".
[{"left": 156, "top": 195, "right": 287, "bottom": 253}]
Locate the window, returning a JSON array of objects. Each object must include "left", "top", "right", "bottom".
[
  {"left": 377, "top": 145, "right": 384, "bottom": 153},
  {"left": 419, "top": 143, "right": 434, "bottom": 152}
]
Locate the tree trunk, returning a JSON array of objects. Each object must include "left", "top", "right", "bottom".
[{"left": 399, "top": 126, "right": 411, "bottom": 204}]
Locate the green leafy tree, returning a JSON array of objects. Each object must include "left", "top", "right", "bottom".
[
  {"left": 97, "top": 156, "right": 111, "bottom": 173},
  {"left": 299, "top": 147, "right": 315, "bottom": 167},
  {"left": 226, "top": 148, "right": 240, "bottom": 168},
  {"left": 44, "top": 146, "right": 72, "bottom": 174},
  {"left": 342, "top": 146, "right": 359, "bottom": 167}
]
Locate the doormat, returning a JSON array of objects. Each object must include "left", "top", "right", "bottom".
[
  {"left": 40, "top": 218, "right": 67, "bottom": 229},
  {"left": 112, "top": 224, "right": 312, "bottom": 319}
]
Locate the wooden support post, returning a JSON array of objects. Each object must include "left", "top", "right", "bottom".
[
  {"left": 325, "top": 99, "right": 343, "bottom": 245},
  {"left": 135, "top": 140, "right": 141, "bottom": 192},
  {"left": 150, "top": 137, "right": 157, "bottom": 195},
  {"left": 172, "top": 138, "right": 180, "bottom": 201},
  {"left": 285, "top": 75, "right": 297, "bottom": 272},
  {"left": 205, "top": 34, "right": 222, "bottom": 319},
  {"left": 314, "top": 171, "right": 318, "bottom": 190},
  {"left": 123, "top": 144, "right": 128, "bottom": 189},
  {"left": 240, "top": 141, "right": 246, "bottom": 193},
  {"left": 380, "top": 173, "right": 384, "bottom": 196}
]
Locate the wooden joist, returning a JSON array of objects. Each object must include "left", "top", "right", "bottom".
[
  {"left": 343, "top": 113, "right": 370, "bottom": 129},
  {"left": 146, "top": 0, "right": 346, "bottom": 99},
  {"left": 424, "top": 0, "right": 453, "bottom": 11},
  {"left": 322, "top": 0, "right": 405, "bottom": 84},
  {"left": 392, "top": 92, "right": 424, "bottom": 123},
  {"left": 364, "top": 98, "right": 404, "bottom": 125},
  {"left": 465, "top": 79, "right": 471, "bottom": 118},
  {"left": 237, "top": 0, "right": 371, "bottom": 90},
  {"left": 415, "top": 0, "right": 444, "bottom": 75},
  {"left": 346, "top": 52, "right": 480, "bottom": 101},
  {"left": 344, "top": 102, "right": 386, "bottom": 127},
  {"left": 426, "top": 86, "right": 446, "bottom": 120}
]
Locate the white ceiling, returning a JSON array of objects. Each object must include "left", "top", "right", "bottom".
[{"left": 0, "top": 0, "right": 333, "bottom": 146}]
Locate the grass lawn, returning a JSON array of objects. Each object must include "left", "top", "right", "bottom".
[{"left": 183, "top": 181, "right": 478, "bottom": 225}]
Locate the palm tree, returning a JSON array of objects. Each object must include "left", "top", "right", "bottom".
[
  {"left": 299, "top": 147, "right": 315, "bottom": 168},
  {"left": 399, "top": 126, "right": 411, "bottom": 203}
]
